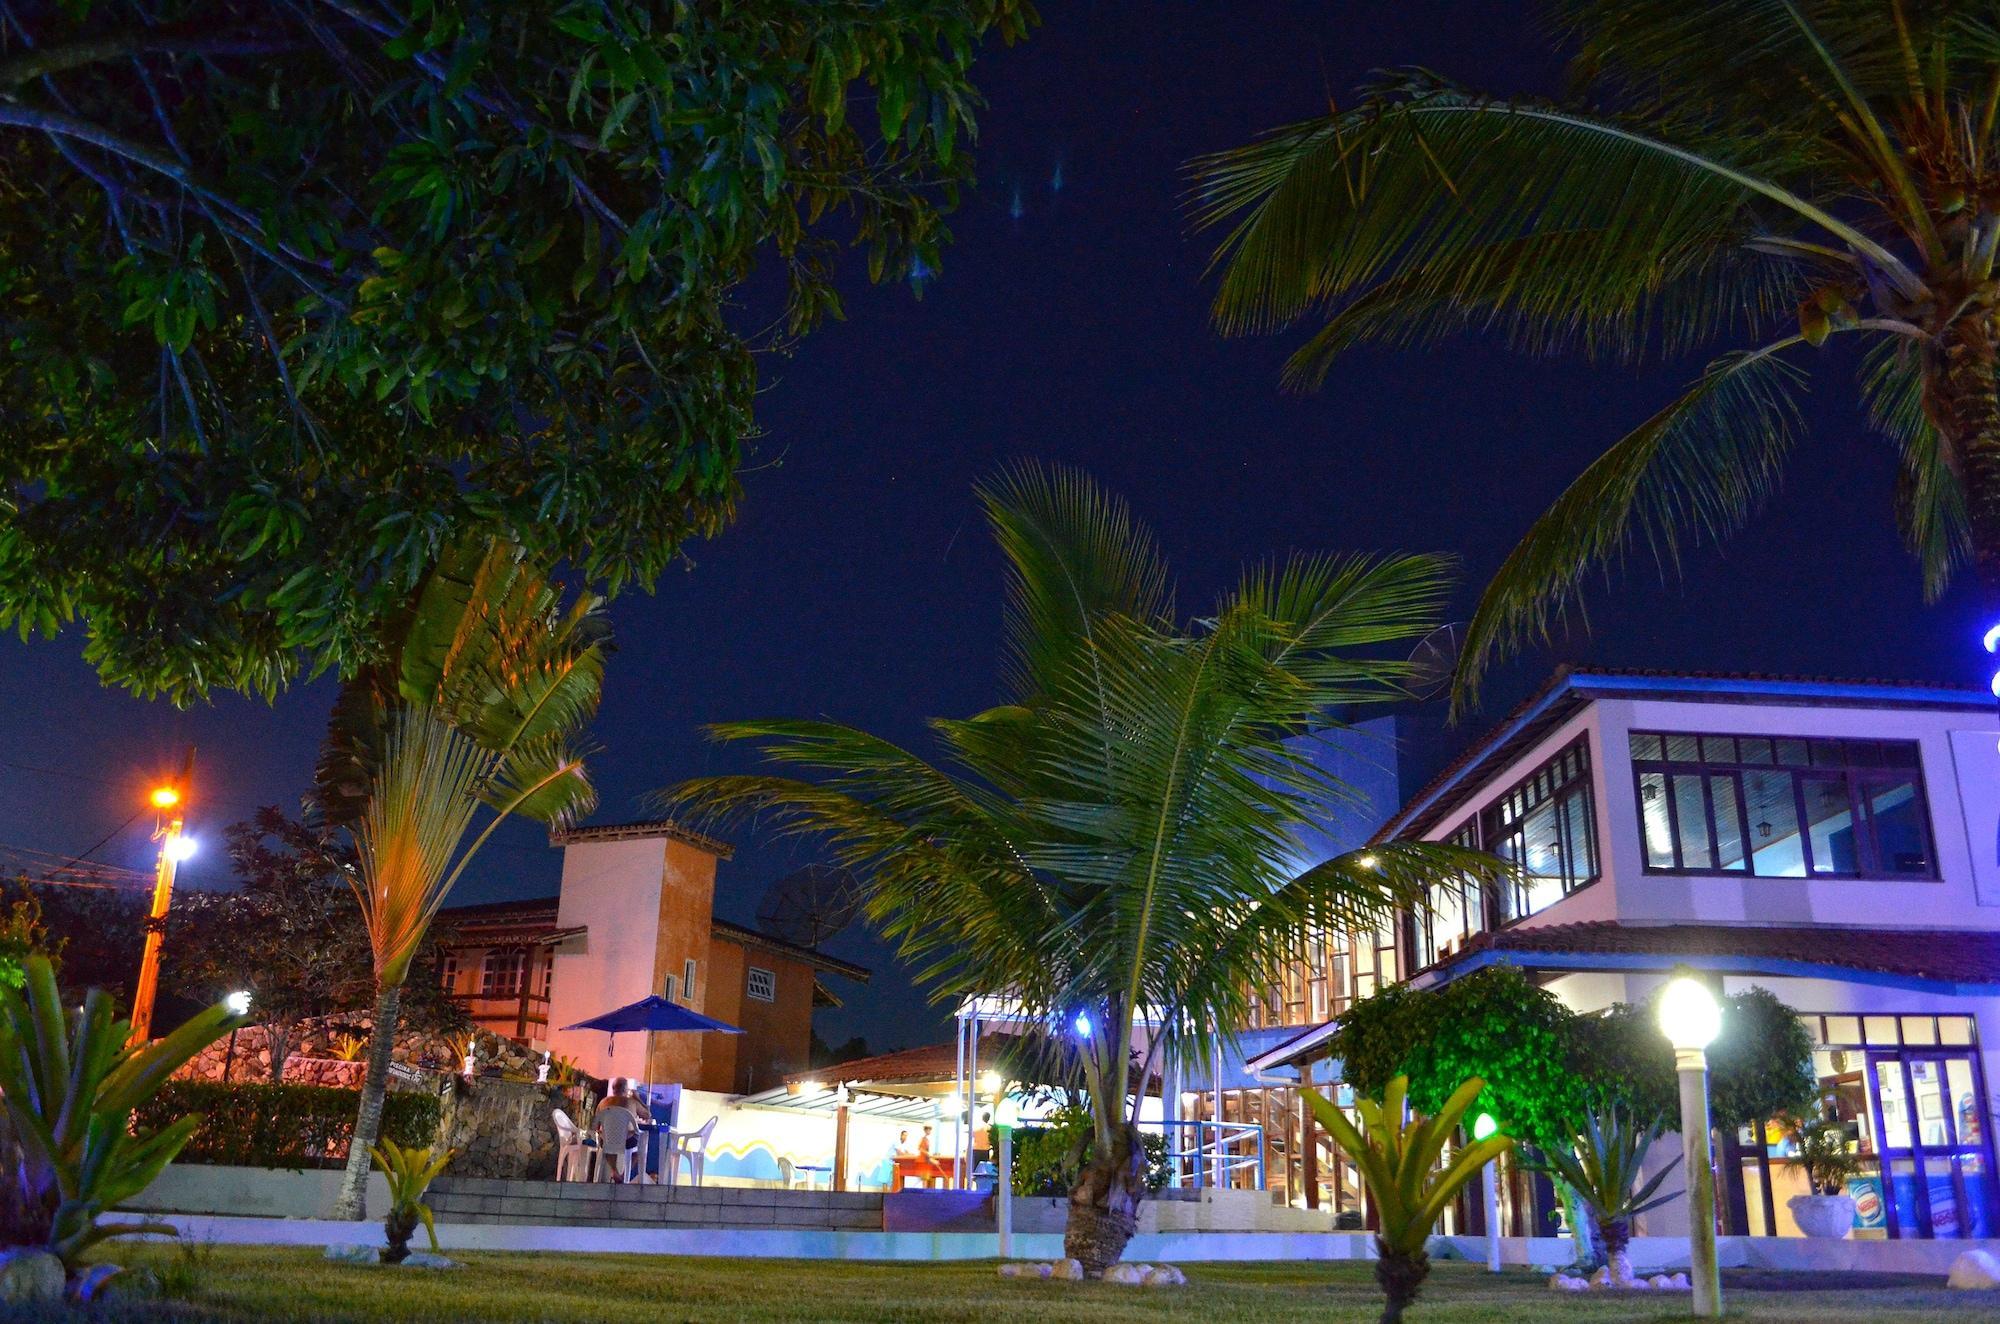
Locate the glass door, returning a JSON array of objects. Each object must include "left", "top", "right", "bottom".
[{"left": 1868, "top": 1050, "right": 1997, "bottom": 1238}]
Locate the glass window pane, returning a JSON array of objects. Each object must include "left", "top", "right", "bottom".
[
  {"left": 1775, "top": 738, "right": 1811, "bottom": 767},
  {"left": 1864, "top": 778, "right": 1933, "bottom": 875},
  {"left": 1562, "top": 791, "right": 1596, "bottom": 884},
  {"left": 1825, "top": 1015, "right": 1862, "bottom": 1046},
  {"left": 1745, "top": 770, "right": 1806, "bottom": 877},
  {"left": 1664, "top": 733, "right": 1701, "bottom": 763},
  {"left": 1711, "top": 775, "right": 1747, "bottom": 871},
  {"left": 1865, "top": 1015, "right": 1901, "bottom": 1046},
  {"left": 1901, "top": 1017, "right": 1938, "bottom": 1046},
  {"left": 1947, "top": 1059, "right": 1981, "bottom": 1150},
  {"left": 1811, "top": 739, "right": 1846, "bottom": 767},
  {"left": 1803, "top": 775, "right": 1860, "bottom": 874},
  {"left": 1699, "top": 735, "right": 1738, "bottom": 763},
  {"left": 1846, "top": 740, "right": 1887, "bottom": 768},
  {"left": 1639, "top": 772, "right": 1676, "bottom": 868},
  {"left": 1875, "top": 1062, "right": 1912, "bottom": 1148},
  {"left": 1883, "top": 741, "right": 1922, "bottom": 769},
  {"left": 1671, "top": 774, "right": 1713, "bottom": 870},
  {"left": 1630, "top": 732, "right": 1664, "bottom": 762},
  {"left": 1940, "top": 1017, "right": 1974, "bottom": 1047},
  {"left": 1738, "top": 737, "right": 1775, "bottom": 765},
  {"left": 1911, "top": 1059, "right": 1951, "bottom": 1149}
]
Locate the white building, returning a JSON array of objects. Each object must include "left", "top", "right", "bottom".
[{"left": 1251, "top": 668, "right": 2000, "bottom": 1241}]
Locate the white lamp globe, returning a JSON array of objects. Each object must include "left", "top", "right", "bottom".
[
  {"left": 224, "top": 990, "right": 252, "bottom": 1016},
  {"left": 1657, "top": 976, "right": 1721, "bottom": 1051}
]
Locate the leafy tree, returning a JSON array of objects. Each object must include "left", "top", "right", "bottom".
[
  {"left": 1570, "top": 986, "right": 1818, "bottom": 1130},
  {"left": 1337, "top": 965, "right": 1819, "bottom": 1139},
  {"left": 325, "top": 538, "right": 602, "bottom": 1221},
  {"left": 1193, "top": 2, "right": 2000, "bottom": 709},
  {"left": 0, "top": 893, "right": 51, "bottom": 991},
  {"left": 1330, "top": 964, "right": 1585, "bottom": 1149},
  {"left": 667, "top": 464, "right": 1502, "bottom": 1273},
  {"left": 0, "top": 874, "right": 146, "bottom": 1003},
  {"left": 0, "top": 0, "right": 1036, "bottom": 702},
  {"left": 163, "top": 807, "right": 468, "bottom": 1082}
]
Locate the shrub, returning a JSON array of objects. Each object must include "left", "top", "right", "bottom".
[
  {"left": 134, "top": 1082, "right": 439, "bottom": 1170},
  {"left": 1010, "top": 1103, "right": 1169, "bottom": 1196}
]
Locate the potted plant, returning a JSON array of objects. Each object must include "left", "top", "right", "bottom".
[{"left": 1786, "top": 1116, "right": 1861, "bottom": 1239}]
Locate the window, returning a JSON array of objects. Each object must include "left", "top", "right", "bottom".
[
  {"left": 746, "top": 966, "right": 776, "bottom": 1003},
  {"left": 1481, "top": 738, "right": 1598, "bottom": 922},
  {"left": 661, "top": 973, "right": 679, "bottom": 1003},
  {"left": 683, "top": 958, "right": 698, "bottom": 1005},
  {"left": 1631, "top": 732, "right": 1935, "bottom": 878},
  {"left": 439, "top": 954, "right": 459, "bottom": 991},
  {"left": 480, "top": 947, "right": 528, "bottom": 997},
  {"left": 1413, "top": 823, "right": 1487, "bottom": 969}
]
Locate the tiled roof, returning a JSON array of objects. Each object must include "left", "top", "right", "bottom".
[
  {"left": 549, "top": 818, "right": 735, "bottom": 859},
  {"left": 1372, "top": 666, "right": 1990, "bottom": 844},
  {"left": 787, "top": 1036, "right": 1018, "bottom": 1088},
  {"left": 1450, "top": 921, "right": 2000, "bottom": 987},
  {"left": 711, "top": 917, "right": 871, "bottom": 983}
]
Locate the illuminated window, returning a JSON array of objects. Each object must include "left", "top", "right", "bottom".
[
  {"left": 746, "top": 966, "right": 776, "bottom": 1003},
  {"left": 1480, "top": 738, "right": 1598, "bottom": 921},
  {"left": 480, "top": 948, "right": 528, "bottom": 997},
  {"left": 1631, "top": 732, "right": 1934, "bottom": 878}
]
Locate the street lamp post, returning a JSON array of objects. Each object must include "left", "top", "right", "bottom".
[
  {"left": 994, "top": 1095, "right": 1020, "bottom": 1259},
  {"left": 1658, "top": 974, "right": 1723, "bottom": 1319},
  {"left": 1472, "top": 1112, "right": 1502, "bottom": 1272},
  {"left": 128, "top": 763, "right": 195, "bottom": 1048}
]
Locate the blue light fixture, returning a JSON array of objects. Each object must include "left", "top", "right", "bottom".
[
  {"left": 1073, "top": 1012, "right": 1092, "bottom": 1039},
  {"left": 1986, "top": 622, "right": 2000, "bottom": 698}
]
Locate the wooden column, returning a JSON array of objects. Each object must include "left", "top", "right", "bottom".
[
  {"left": 832, "top": 1102, "right": 851, "bottom": 1191},
  {"left": 1299, "top": 1060, "right": 1320, "bottom": 1210}
]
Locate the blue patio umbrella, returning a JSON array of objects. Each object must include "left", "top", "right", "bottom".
[{"left": 562, "top": 996, "right": 744, "bottom": 1093}]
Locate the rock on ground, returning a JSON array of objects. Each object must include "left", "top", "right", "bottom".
[
  {"left": 322, "top": 1244, "right": 380, "bottom": 1265},
  {"left": 0, "top": 1250, "right": 65, "bottom": 1305},
  {"left": 1947, "top": 1250, "right": 2000, "bottom": 1290},
  {"left": 401, "top": 1251, "right": 459, "bottom": 1269},
  {"left": 1144, "top": 1266, "right": 1186, "bottom": 1287},
  {"left": 1049, "top": 1258, "right": 1084, "bottom": 1281}
]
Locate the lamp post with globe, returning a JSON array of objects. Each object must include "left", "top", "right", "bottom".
[{"left": 1657, "top": 973, "right": 1723, "bottom": 1318}]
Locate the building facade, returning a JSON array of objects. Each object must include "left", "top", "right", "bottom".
[
  {"left": 1252, "top": 668, "right": 2000, "bottom": 1241},
  {"left": 436, "top": 820, "right": 868, "bottom": 1095}
]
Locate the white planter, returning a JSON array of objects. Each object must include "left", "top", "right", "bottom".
[{"left": 1788, "top": 1193, "right": 1856, "bottom": 1240}]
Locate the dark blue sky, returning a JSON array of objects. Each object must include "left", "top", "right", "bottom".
[{"left": 0, "top": 3, "right": 1984, "bottom": 1053}]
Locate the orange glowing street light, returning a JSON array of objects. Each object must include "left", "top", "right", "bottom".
[{"left": 128, "top": 750, "right": 195, "bottom": 1047}]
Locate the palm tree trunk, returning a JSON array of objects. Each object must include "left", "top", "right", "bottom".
[
  {"left": 332, "top": 982, "right": 401, "bottom": 1221},
  {"left": 1372, "top": 1236, "right": 1429, "bottom": 1324},
  {"left": 1936, "top": 321, "right": 2000, "bottom": 607},
  {"left": 1063, "top": 1122, "right": 1145, "bottom": 1276}
]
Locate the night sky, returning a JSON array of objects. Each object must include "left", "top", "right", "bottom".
[{"left": 0, "top": 3, "right": 1984, "bottom": 1056}]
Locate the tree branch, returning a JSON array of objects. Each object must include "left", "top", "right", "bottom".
[{"left": 0, "top": 29, "right": 290, "bottom": 88}]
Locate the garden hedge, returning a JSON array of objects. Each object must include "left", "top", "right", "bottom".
[{"left": 135, "top": 1081, "right": 440, "bottom": 1170}]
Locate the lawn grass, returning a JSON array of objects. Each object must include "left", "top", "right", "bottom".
[{"left": 33, "top": 1247, "right": 1984, "bottom": 1323}]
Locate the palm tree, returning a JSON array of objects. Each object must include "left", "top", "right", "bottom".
[
  {"left": 665, "top": 465, "right": 1502, "bottom": 1273},
  {"left": 326, "top": 540, "right": 603, "bottom": 1220},
  {"left": 1193, "top": 1, "right": 2000, "bottom": 712}
]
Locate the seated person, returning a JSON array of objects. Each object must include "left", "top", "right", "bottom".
[{"left": 594, "top": 1098, "right": 639, "bottom": 1182}]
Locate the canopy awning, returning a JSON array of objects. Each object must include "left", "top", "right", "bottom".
[{"left": 735, "top": 1083, "right": 950, "bottom": 1123}]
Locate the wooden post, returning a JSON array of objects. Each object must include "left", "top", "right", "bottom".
[
  {"left": 1299, "top": 1060, "right": 1319, "bottom": 1210},
  {"left": 832, "top": 1101, "right": 851, "bottom": 1191}
]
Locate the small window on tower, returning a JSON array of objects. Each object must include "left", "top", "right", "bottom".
[
  {"left": 683, "top": 958, "right": 698, "bottom": 1003},
  {"left": 746, "top": 966, "right": 776, "bottom": 1003}
]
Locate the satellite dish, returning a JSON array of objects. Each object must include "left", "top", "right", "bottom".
[
  {"left": 755, "top": 865, "right": 861, "bottom": 950},
  {"left": 1408, "top": 622, "right": 1466, "bottom": 700}
]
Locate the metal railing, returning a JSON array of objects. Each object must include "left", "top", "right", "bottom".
[{"left": 1150, "top": 1117, "right": 1266, "bottom": 1191}]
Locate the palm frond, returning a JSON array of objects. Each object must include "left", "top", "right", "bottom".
[
  {"left": 1190, "top": 73, "right": 1913, "bottom": 365},
  {"left": 1452, "top": 339, "right": 1809, "bottom": 716},
  {"left": 662, "top": 470, "right": 1482, "bottom": 1147},
  {"left": 1861, "top": 337, "right": 1969, "bottom": 600}
]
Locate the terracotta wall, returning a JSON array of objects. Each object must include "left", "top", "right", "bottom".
[
  {"left": 699, "top": 939, "right": 818, "bottom": 1094},
  {"left": 643, "top": 837, "right": 719, "bottom": 1086}
]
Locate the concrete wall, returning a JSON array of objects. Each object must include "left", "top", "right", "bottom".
[
  {"left": 122, "top": 1165, "right": 389, "bottom": 1221},
  {"left": 703, "top": 939, "right": 818, "bottom": 1095},
  {"left": 548, "top": 837, "right": 668, "bottom": 1084}
]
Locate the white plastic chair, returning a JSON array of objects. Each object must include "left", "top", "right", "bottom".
[
  {"left": 666, "top": 1115, "right": 718, "bottom": 1187},
  {"left": 553, "top": 1108, "right": 596, "bottom": 1182},
  {"left": 595, "top": 1104, "right": 639, "bottom": 1183}
]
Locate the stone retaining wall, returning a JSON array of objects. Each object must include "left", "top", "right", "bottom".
[{"left": 427, "top": 1178, "right": 885, "bottom": 1231}]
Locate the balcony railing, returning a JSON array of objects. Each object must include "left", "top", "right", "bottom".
[{"left": 449, "top": 990, "right": 549, "bottom": 1041}]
